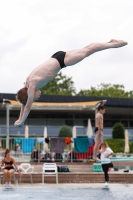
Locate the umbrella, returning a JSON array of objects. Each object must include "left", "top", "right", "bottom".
[
  {"left": 44, "top": 126, "right": 47, "bottom": 138},
  {"left": 124, "top": 130, "right": 130, "bottom": 153},
  {"left": 86, "top": 119, "right": 93, "bottom": 138},
  {"left": 43, "top": 126, "right": 48, "bottom": 151},
  {"left": 71, "top": 126, "right": 76, "bottom": 148},
  {"left": 72, "top": 126, "right": 76, "bottom": 138},
  {"left": 24, "top": 125, "right": 29, "bottom": 138}
]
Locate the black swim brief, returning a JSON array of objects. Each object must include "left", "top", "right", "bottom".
[
  {"left": 51, "top": 51, "right": 66, "bottom": 69},
  {"left": 94, "top": 127, "right": 98, "bottom": 133},
  {"left": 94, "top": 127, "right": 103, "bottom": 133},
  {"left": 4, "top": 166, "right": 15, "bottom": 171}
]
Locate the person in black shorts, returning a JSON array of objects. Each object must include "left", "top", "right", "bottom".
[
  {"left": 14, "top": 39, "right": 127, "bottom": 127},
  {"left": 51, "top": 51, "right": 66, "bottom": 68}
]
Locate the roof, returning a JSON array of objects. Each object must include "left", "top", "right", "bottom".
[
  {"left": 3, "top": 99, "right": 103, "bottom": 111},
  {"left": 0, "top": 92, "right": 133, "bottom": 108}
]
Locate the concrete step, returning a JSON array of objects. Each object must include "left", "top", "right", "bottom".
[
  {"left": 31, "top": 164, "right": 93, "bottom": 173},
  {"left": 7, "top": 172, "right": 133, "bottom": 184}
]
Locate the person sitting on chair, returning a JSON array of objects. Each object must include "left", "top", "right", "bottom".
[{"left": 1, "top": 149, "right": 22, "bottom": 187}]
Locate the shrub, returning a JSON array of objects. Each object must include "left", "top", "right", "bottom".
[
  {"left": 105, "top": 139, "right": 125, "bottom": 153},
  {"left": 129, "top": 141, "right": 133, "bottom": 153},
  {"left": 58, "top": 125, "right": 72, "bottom": 137},
  {"left": 105, "top": 139, "right": 133, "bottom": 153},
  {"left": 112, "top": 122, "right": 124, "bottom": 139}
]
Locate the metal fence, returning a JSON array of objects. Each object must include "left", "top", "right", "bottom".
[
  {"left": 0, "top": 125, "right": 89, "bottom": 137},
  {"left": 0, "top": 137, "right": 94, "bottom": 163},
  {"left": 1, "top": 137, "right": 133, "bottom": 173},
  {"left": 0, "top": 125, "right": 133, "bottom": 139}
]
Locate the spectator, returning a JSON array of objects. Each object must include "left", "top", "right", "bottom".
[
  {"left": 1, "top": 149, "right": 22, "bottom": 187},
  {"left": 100, "top": 141, "right": 114, "bottom": 187}
]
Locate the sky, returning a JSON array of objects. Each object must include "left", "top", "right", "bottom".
[{"left": 0, "top": 0, "right": 133, "bottom": 94}]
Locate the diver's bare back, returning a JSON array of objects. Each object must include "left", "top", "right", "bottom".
[{"left": 26, "top": 58, "right": 61, "bottom": 90}]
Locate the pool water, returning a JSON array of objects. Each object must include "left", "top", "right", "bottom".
[{"left": 0, "top": 184, "right": 133, "bottom": 200}]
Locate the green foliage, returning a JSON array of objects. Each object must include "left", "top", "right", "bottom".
[
  {"left": 105, "top": 139, "right": 133, "bottom": 153},
  {"left": 58, "top": 125, "right": 72, "bottom": 137},
  {"left": 40, "top": 72, "right": 76, "bottom": 96},
  {"left": 105, "top": 139, "right": 125, "bottom": 153},
  {"left": 40, "top": 72, "right": 133, "bottom": 98},
  {"left": 112, "top": 122, "right": 124, "bottom": 139},
  {"left": 77, "top": 83, "right": 133, "bottom": 98}
]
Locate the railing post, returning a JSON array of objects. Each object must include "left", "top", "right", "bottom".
[
  {"left": 6, "top": 104, "right": 10, "bottom": 149},
  {"left": 38, "top": 142, "right": 40, "bottom": 163}
]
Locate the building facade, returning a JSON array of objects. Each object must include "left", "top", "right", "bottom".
[{"left": 0, "top": 93, "right": 133, "bottom": 138}]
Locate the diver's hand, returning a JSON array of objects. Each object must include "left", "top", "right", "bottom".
[
  {"left": 14, "top": 120, "right": 21, "bottom": 126},
  {"left": 14, "top": 121, "right": 24, "bottom": 127}
]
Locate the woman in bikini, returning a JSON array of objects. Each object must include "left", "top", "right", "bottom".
[{"left": 1, "top": 149, "right": 22, "bottom": 187}]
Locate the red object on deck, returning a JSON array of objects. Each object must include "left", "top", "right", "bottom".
[{"left": 74, "top": 144, "right": 94, "bottom": 159}]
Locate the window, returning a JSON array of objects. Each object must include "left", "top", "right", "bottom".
[
  {"left": 120, "top": 120, "right": 128, "bottom": 127},
  {"left": 104, "top": 120, "right": 120, "bottom": 127},
  {"left": 65, "top": 120, "right": 74, "bottom": 126},
  {"left": 130, "top": 121, "right": 133, "bottom": 127}
]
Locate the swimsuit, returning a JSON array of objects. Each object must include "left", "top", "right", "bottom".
[
  {"left": 94, "top": 127, "right": 98, "bottom": 133},
  {"left": 94, "top": 127, "right": 103, "bottom": 133},
  {"left": 4, "top": 166, "right": 14, "bottom": 170},
  {"left": 5, "top": 161, "right": 13, "bottom": 165},
  {"left": 51, "top": 51, "right": 66, "bottom": 69},
  {"left": 4, "top": 160, "right": 14, "bottom": 171}
]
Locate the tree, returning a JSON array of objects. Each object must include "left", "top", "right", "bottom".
[
  {"left": 77, "top": 83, "right": 133, "bottom": 98},
  {"left": 58, "top": 125, "right": 72, "bottom": 137},
  {"left": 40, "top": 72, "right": 76, "bottom": 96},
  {"left": 112, "top": 122, "right": 125, "bottom": 139}
]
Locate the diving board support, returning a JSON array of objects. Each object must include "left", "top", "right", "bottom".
[{"left": 6, "top": 104, "right": 10, "bottom": 149}]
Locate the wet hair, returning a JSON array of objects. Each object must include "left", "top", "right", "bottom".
[
  {"left": 5, "top": 149, "right": 10, "bottom": 157},
  {"left": 97, "top": 105, "right": 105, "bottom": 111},
  {"left": 16, "top": 87, "right": 28, "bottom": 105}
]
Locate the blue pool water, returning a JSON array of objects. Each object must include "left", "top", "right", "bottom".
[{"left": 0, "top": 185, "right": 133, "bottom": 200}]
